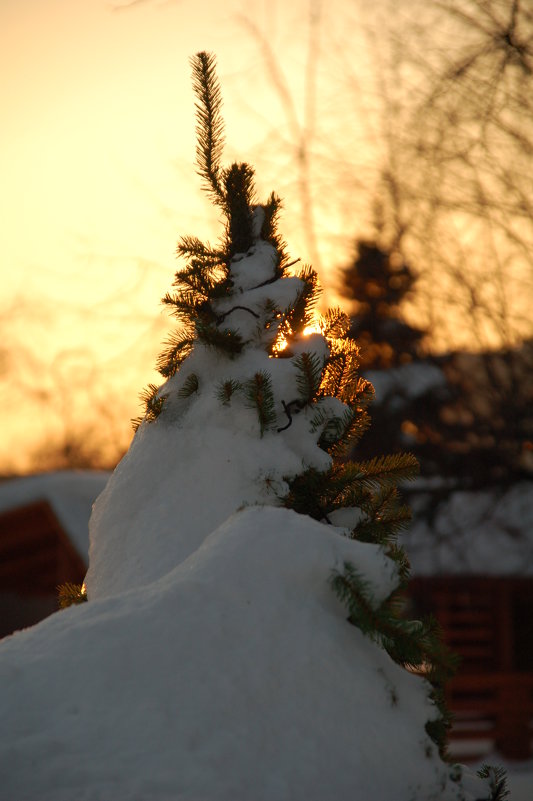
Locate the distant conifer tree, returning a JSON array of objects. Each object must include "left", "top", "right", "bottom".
[{"left": 340, "top": 240, "right": 424, "bottom": 370}]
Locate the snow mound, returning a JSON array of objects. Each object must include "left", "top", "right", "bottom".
[
  {"left": 0, "top": 506, "right": 471, "bottom": 801},
  {"left": 87, "top": 339, "right": 339, "bottom": 600}
]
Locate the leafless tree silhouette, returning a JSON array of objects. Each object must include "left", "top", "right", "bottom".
[{"left": 237, "top": 0, "right": 533, "bottom": 354}]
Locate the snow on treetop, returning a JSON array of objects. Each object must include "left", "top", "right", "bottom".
[
  {"left": 212, "top": 272, "right": 304, "bottom": 344},
  {"left": 86, "top": 220, "right": 353, "bottom": 601},
  {"left": 229, "top": 239, "right": 279, "bottom": 292},
  {"left": 86, "top": 329, "right": 342, "bottom": 598}
]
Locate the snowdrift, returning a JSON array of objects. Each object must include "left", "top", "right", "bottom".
[{"left": 0, "top": 506, "right": 469, "bottom": 801}]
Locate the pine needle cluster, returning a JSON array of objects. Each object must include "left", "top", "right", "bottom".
[
  {"left": 476, "top": 765, "right": 510, "bottom": 801},
  {"left": 133, "top": 52, "right": 299, "bottom": 426},
  {"left": 57, "top": 582, "right": 88, "bottom": 608},
  {"left": 243, "top": 372, "right": 277, "bottom": 436},
  {"left": 330, "top": 562, "right": 457, "bottom": 756}
]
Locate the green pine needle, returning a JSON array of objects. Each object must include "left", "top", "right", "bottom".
[
  {"left": 319, "top": 307, "right": 351, "bottom": 339},
  {"left": 294, "top": 351, "right": 323, "bottom": 404},
  {"left": 330, "top": 561, "right": 456, "bottom": 754},
  {"left": 244, "top": 371, "right": 277, "bottom": 436},
  {"left": 196, "top": 321, "right": 243, "bottom": 356},
  {"left": 216, "top": 378, "right": 242, "bottom": 406},
  {"left": 320, "top": 407, "right": 369, "bottom": 456},
  {"left": 191, "top": 52, "right": 225, "bottom": 204},
  {"left": 281, "top": 266, "right": 320, "bottom": 338},
  {"left": 132, "top": 383, "right": 168, "bottom": 431},
  {"left": 222, "top": 162, "right": 256, "bottom": 256},
  {"left": 353, "top": 486, "right": 413, "bottom": 545},
  {"left": 176, "top": 235, "right": 224, "bottom": 265},
  {"left": 260, "top": 191, "right": 289, "bottom": 272},
  {"left": 319, "top": 339, "right": 363, "bottom": 403},
  {"left": 350, "top": 454, "right": 419, "bottom": 490},
  {"left": 476, "top": 765, "right": 510, "bottom": 801},
  {"left": 177, "top": 373, "right": 200, "bottom": 399},
  {"left": 58, "top": 582, "right": 87, "bottom": 608},
  {"left": 156, "top": 329, "right": 196, "bottom": 378}
]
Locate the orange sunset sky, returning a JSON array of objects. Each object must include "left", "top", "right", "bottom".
[
  {"left": 2, "top": 0, "right": 531, "bottom": 474},
  {"left": 1, "top": 0, "right": 384, "bottom": 473}
]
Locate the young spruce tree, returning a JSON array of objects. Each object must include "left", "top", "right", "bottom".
[
  {"left": 84, "top": 53, "right": 506, "bottom": 801},
  {"left": 138, "top": 49, "right": 453, "bottom": 751}
]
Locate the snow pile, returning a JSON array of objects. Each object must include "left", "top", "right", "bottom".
[
  {"left": 87, "top": 232, "right": 336, "bottom": 600},
  {"left": 87, "top": 345, "right": 329, "bottom": 599},
  {"left": 0, "top": 506, "right": 482, "bottom": 801}
]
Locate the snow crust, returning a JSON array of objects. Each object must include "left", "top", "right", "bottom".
[{"left": 0, "top": 506, "right": 476, "bottom": 801}]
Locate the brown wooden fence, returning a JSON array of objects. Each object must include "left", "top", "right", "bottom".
[
  {"left": 447, "top": 672, "right": 533, "bottom": 760},
  {"left": 410, "top": 576, "right": 533, "bottom": 760}
]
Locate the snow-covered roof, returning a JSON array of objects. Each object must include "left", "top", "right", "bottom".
[
  {"left": 365, "top": 361, "right": 446, "bottom": 403},
  {"left": 402, "top": 481, "right": 533, "bottom": 577},
  {"left": 363, "top": 360, "right": 533, "bottom": 577},
  {"left": 0, "top": 471, "right": 110, "bottom": 562}
]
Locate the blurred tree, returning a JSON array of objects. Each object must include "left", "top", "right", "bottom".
[
  {"left": 30, "top": 425, "right": 127, "bottom": 473},
  {"left": 348, "top": 338, "right": 533, "bottom": 492},
  {"left": 404, "top": 341, "right": 533, "bottom": 489},
  {"left": 237, "top": 0, "right": 533, "bottom": 355},
  {"left": 376, "top": 0, "right": 533, "bottom": 352},
  {"left": 236, "top": 0, "right": 533, "bottom": 497},
  {"left": 340, "top": 240, "right": 424, "bottom": 370}
]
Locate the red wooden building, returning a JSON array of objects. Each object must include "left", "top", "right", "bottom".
[
  {"left": 0, "top": 472, "right": 108, "bottom": 638},
  {"left": 410, "top": 575, "right": 533, "bottom": 760},
  {"left": 405, "top": 481, "right": 533, "bottom": 761}
]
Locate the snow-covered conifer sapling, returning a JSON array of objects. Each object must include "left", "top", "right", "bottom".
[
  {"left": 1, "top": 53, "right": 506, "bottom": 801},
  {"left": 86, "top": 52, "right": 506, "bottom": 801}
]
